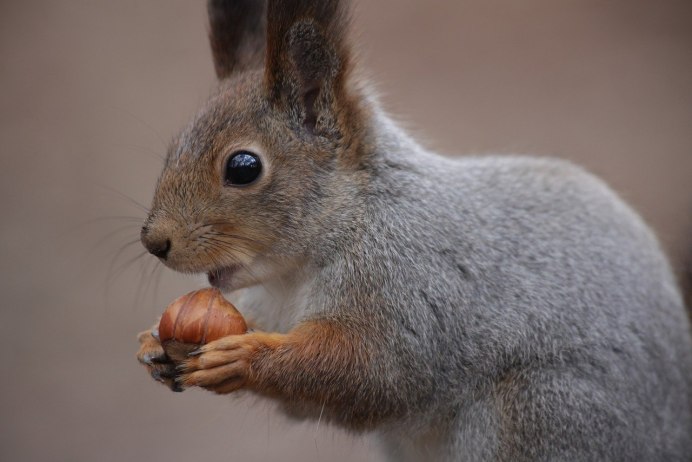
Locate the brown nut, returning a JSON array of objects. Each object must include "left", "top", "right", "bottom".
[{"left": 158, "top": 288, "right": 247, "bottom": 346}]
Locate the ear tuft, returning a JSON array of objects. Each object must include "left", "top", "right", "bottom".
[
  {"left": 287, "top": 21, "right": 340, "bottom": 133},
  {"left": 265, "top": 0, "right": 352, "bottom": 134},
  {"left": 287, "top": 21, "right": 339, "bottom": 86},
  {"left": 208, "top": 0, "right": 267, "bottom": 79}
]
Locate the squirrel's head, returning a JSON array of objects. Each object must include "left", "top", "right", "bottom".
[{"left": 141, "top": 0, "right": 368, "bottom": 290}]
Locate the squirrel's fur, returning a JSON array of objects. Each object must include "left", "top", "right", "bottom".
[{"left": 136, "top": 1, "right": 692, "bottom": 460}]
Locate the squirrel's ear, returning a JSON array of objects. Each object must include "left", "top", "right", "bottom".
[
  {"left": 207, "top": 0, "right": 267, "bottom": 79},
  {"left": 264, "top": 0, "right": 352, "bottom": 134}
]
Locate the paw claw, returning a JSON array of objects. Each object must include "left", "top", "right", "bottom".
[
  {"left": 175, "top": 362, "right": 190, "bottom": 373},
  {"left": 151, "top": 326, "right": 160, "bottom": 341},
  {"left": 141, "top": 351, "right": 168, "bottom": 365},
  {"left": 175, "top": 375, "right": 191, "bottom": 388}
]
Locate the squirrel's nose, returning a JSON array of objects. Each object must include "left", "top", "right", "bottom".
[
  {"left": 147, "top": 238, "right": 171, "bottom": 260},
  {"left": 141, "top": 226, "right": 172, "bottom": 260}
]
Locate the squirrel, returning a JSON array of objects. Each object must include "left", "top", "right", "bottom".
[{"left": 136, "top": 1, "right": 692, "bottom": 460}]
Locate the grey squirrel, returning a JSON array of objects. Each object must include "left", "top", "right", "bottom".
[{"left": 136, "top": 1, "right": 692, "bottom": 460}]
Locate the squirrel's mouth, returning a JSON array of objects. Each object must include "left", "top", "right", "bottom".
[{"left": 207, "top": 265, "right": 241, "bottom": 289}]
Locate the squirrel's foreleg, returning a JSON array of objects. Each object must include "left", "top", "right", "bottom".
[{"left": 179, "top": 318, "right": 402, "bottom": 429}]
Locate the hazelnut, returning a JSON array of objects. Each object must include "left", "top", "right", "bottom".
[{"left": 158, "top": 288, "right": 247, "bottom": 360}]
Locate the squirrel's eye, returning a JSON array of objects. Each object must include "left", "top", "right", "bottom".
[{"left": 224, "top": 151, "right": 262, "bottom": 186}]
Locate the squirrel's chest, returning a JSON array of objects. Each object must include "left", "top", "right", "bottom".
[{"left": 229, "top": 279, "right": 314, "bottom": 333}]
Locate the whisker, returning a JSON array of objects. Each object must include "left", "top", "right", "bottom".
[
  {"left": 112, "top": 142, "right": 165, "bottom": 162},
  {"left": 203, "top": 235, "right": 257, "bottom": 252},
  {"left": 78, "top": 215, "right": 144, "bottom": 227},
  {"left": 88, "top": 226, "right": 142, "bottom": 258},
  {"left": 133, "top": 256, "right": 166, "bottom": 312},
  {"left": 151, "top": 261, "right": 165, "bottom": 308},
  {"left": 132, "top": 255, "right": 152, "bottom": 312},
  {"left": 107, "top": 249, "right": 149, "bottom": 285},
  {"left": 57, "top": 217, "right": 142, "bottom": 247},
  {"left": 106, "top": 238, "right": 143, "bottom": 263},
  {"left": 103, "top": 249, "right": 150, "bottom": 309},
  {"left": 191, "top": 222, "right": 268, "bottom": 247},
  {"left": 208, "top": 231, "right": 266, "bottom": 246},
  {"left": 204, "top": 233, "right": 269, "bottom": 254},
  {"left": 107, "top": 238, "right": 148, "bottom": 282},
  {"left": 108, "top": 105, "right": 168, "bottom": 149},
  {"left": 201, "top": 236, "right": 287, "bottom": 287},
  {"left": 199, "top": 240, "right": 283, "bottom": 305},
  {"left": 202, "top": 238, "right": 265, "bottom": 265},
  {"left": 96, "top": 184, "right": 150, "bottom": 214}
]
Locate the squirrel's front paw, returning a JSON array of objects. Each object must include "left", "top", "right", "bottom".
[
  {"left": 136, "top": 326, "right": 182, "bottom": 392},
  {"left": 177, "top": 332, "right": 283, "bottom": 395}
]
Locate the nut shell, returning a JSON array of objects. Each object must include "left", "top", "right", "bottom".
[{"left": 158, "top": 288, "right": 247, "bottom": 345}]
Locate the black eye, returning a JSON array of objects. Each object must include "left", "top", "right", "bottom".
[{"left": 224, "top": 151, "right": 262, "bottom": 186}]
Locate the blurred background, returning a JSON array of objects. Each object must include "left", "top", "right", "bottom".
[{"left": 1, "top": 1, "right": 691, "bottom": 461}]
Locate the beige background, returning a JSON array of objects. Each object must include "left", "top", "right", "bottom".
[{"left": 1, "top": 1, "right": 691, "bottom": 461}]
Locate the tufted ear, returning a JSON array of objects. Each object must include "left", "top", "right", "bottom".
[
  {"left": 207, "top": 0, "right": 267, "bottom": 79},
  {"left": 264, "top": 0, "right": 352, "bottom": 134}
]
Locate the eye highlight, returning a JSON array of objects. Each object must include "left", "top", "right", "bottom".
[{"left": 224, "top": 151, "right": 262, "bottom": 186}]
